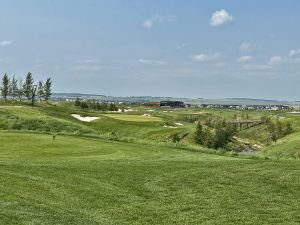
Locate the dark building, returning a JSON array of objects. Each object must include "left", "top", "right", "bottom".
[
  {"left": 143, "top": 102, "right": 160, "bottom": 107},
  {"left": 160, "top": 101, "right": 185, "bottom": 108}
]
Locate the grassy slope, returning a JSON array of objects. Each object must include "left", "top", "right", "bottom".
[
  {"left": 0, "top": 104, "right": 189, "bottom": 143},
  {"left": 1, "top": 132, "right": 300, "bottom": 225},
  {"left": 1, "top": 102, "right": 300, "bottom": 156},
  {"left": 261, "top": 131, "right": 300, "bottom": 158}
]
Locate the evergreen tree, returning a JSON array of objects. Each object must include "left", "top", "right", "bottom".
[
  {"left": 10, "top": 76, "right": 18, "bottom": 100},
  {"left": 268, "top": 121, "right": 277, "bottom": 144},
  {"left": 101, "top": 102, "right": 108, "bottom": 111},
  {"left": 109, "top": 103, "right": 118, "bottom": 111},
  {"left": 80, "top": 101, "right": 89, "bottom": 111},
  {"left": 96, "top": 101, "right": 101, "bottom": 111},
  {"left": 195, "top": 122, "right": 205, "bottom": 145},
  {"left": 31, "top": 85, "right": 37, "bottom": 107},
  {"left": 17, "top": 79, "right": 23, "bottom": 101},
  {"left": 44, "top": 78, "right": 52, "bottom": 102},
  {"left": 23, "top": 72, "right": 34, "bottom": 100},
  {"left": 74, "top": 97, "right": 81, "bottom": 107},
  {"left": 1, "top": 74, "right": 10, "bottom": 101},
  {"left": 213, "top": 121, "right": 237, "bottom": 148},
  {"left": 37, "top": 81, "right": 44, "bottom": 101}
]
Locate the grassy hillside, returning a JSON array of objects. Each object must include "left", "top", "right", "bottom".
[
  {"left": 261, "top": 131, "right": 300, "bottom": 158},
  {"left": 1, "top": 132, "right": 299, "bottom": 225},
  {"left": 1, "top": 102, "right": 300, "bottom": 157}
]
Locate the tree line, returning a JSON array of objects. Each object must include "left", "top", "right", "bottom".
[
  {"left": 194, "top": 115, "right": 294, "bottom": 150},
  {"left": 194, "top": 119, "right": 238, "bottom": 149},
  {"left": 74, "top": 97, "right": 120, "bottom": 112},
  {"left": 262, "top": 115, "right": 293, "bottom": 143},
  {"left": 0, "top": 73, "right": 52, "bottom": 106}
]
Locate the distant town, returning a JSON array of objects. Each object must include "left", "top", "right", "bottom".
[{"left": 52, "top": 93, "right": 296, "bottom": 111}]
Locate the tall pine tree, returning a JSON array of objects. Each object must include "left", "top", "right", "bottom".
[
  {"left": 1, "top": 74, "right": 9, "bottom": 102},
  {"left": 37, "top": 81, "right": 44, "bottom": 101},
  {"left": 10, "top": 76, "right": 18, "bottom": 100},
  {"left": 17, "top": 79, "right": 23, "bottom": 101},
  {"left": 23, "top": 72, "right": 34, "bottom": 100},
  {"left": 44, "top": 78, "right": 52, "bottom": 102}
]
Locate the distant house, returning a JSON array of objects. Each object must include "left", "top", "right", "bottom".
[
  {"left": 200, "top": 104, "right": 292, "bottom": 110},
  {"left": 143, "top": 102, "right": 160, "bottom": 107},
  {"left": 160, "top": 101, "right": 185, "bottom": 108}
]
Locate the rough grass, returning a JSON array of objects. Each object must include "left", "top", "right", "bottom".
[
  {"left": 261, "top": 131, "right": 300, "bottom": 159},
  {"left": 1, "top": 132, "right": 300, "bottom": 225}
]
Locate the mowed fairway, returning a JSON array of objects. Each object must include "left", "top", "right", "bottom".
[
  {"left": 103, "top": 114, "right": 162, "bottom": 122},
  {"left": 0, "top": 132, "right": 300, "bottom": 225}
]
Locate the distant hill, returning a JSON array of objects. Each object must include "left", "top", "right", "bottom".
[{"left": 52, "top": 93, "right": 297, "bottom": 105}]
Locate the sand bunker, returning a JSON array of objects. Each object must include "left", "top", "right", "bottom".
[
  {"left": 71, "top": 114, "right": 99, "bottom": 122},
  {"left": 163, "top": 125, "right": 177, "bottom": 129}
]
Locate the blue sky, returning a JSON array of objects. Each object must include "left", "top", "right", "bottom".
[{"left": 0, "top": 0, "right": 300, "bottom": 100}]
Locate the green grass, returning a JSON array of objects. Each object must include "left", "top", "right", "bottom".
[
  {"left": 1, "top": 132, "right": 300, "bottom": 225},
  {"left": 261, "top": 131, "right": 300, "bottom": 159},
  {"left": 103, "top": 114, "right": 162, "bottom": 122},
  {"left": 1, "top": 103, "right": 299, "bottom": 155}
]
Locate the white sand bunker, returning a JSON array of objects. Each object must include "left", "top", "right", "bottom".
[
  {"left": 71, "top": 114, "right": 99, "bottom": 122},
  {"left": 163, "top": 125, "right": 177, "bottom": 128}
]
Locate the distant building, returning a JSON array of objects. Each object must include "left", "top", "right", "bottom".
[
  {"left": 160, "top": 101, "right": 185, "bottom": 108},
  {"left": 143, "top": 102, "right": 160, "bottom": 107},
  {"left": 200, "top": 104, "right": 292, "bottom": 110}
]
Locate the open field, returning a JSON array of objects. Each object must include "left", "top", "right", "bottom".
[{"left": 1, "top": 132, "right": 300, "bottom": 225}]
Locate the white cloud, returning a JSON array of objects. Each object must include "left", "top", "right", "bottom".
[
  {"left": 240, "top": 43, "right": 252, "bottom": 52},
  {"left": 210, "top": 9, "right": 233, "bottom": 26},
  {"left": 138, "top": 59, "right": 166, "bottom": 65},
  {"left": 237, "top": 56, "right": 254, "bottom": 63},
  {"left": 190, "top": 53, "right": 221, "bottom": 62},
  {"left": 0, "top": 40, "right": 13, "bottom": 47},
  {"left": 268, "top": 56, "right": 284, "bottom": 66},
  {"left": 143, "top": 15, "right": 175, "bottom": 29},
  {"left": 289, "top": 49, "right": 300, "bottom": 57}
]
